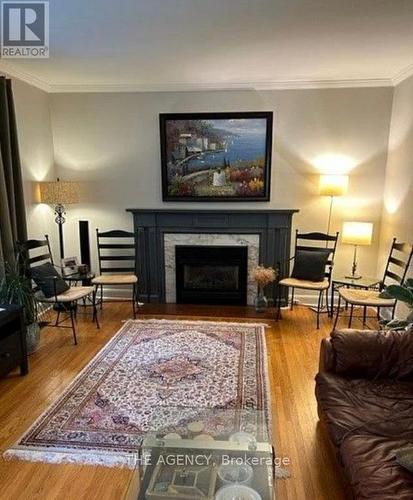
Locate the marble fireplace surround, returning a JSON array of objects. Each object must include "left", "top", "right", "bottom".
[
  {"left": 164, "top": 233, "right": 260, "bottom": 305},
  {"left": 127, "top": 209, "right": 298, "bottom": 304}
]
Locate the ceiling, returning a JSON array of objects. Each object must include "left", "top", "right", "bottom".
[{"left": 1, "top": 0, "right": 413, "bottom": 92}]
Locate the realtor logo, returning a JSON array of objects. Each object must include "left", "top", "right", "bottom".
[{"left": 1, "top": 1, "right": 49, "bottom": 58}]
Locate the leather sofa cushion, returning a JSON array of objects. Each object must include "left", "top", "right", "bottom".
[
  {"left": 340, "top": 435, "right": 413, "bottom": 500},
  {"left": 331, "top": 328, "right": 413, "bottom": 380},
  {"left": 315, "top": 372, "right": 413, "bottom": 447}
]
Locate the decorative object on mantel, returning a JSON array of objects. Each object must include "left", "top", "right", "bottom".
[
  {"left": 4, "top": 319, "right": 271, "bottom": 467},
  {"left": 319, "top": 174, "right": 348, "bottom": 235},
  {"left": 39, "top": 178, "right": 80, "bottom": 259},
  {"left": 342, "top": 221, "right": 373, "bottom": 279},
  {"left": 160, "top": 112, "right": 273, "bottom": 201},
  {"left": 252, "top": 265, "right": 277, "bottom": 312}
]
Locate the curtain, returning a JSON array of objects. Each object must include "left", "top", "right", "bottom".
[{"left": 0, "top": 76, "right": 27, "bottom": 275}]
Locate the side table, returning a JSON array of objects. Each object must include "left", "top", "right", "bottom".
[
  {"left": 64, "top": 271, "right": 95, "bottom": 286},
  {"left": 0, "top": 304, "right": 29, "bottom": 377}
]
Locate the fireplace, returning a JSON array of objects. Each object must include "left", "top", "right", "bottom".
[{"left": 176, "top": 246, "right": 248, "bottom": 305}]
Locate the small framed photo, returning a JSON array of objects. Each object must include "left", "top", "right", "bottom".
[{"left": 61, "top": 257, "right": 79, "bottom": 276}]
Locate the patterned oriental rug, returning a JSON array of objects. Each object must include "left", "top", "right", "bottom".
[{"left": 5, "top": 319, "right": 272, "bottom": 467}]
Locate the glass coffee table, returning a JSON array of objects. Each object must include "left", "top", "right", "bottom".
[{"left": 124, "top": 408, "right": 274, "bottom": 500}]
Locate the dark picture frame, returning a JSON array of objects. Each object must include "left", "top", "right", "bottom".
[{"left": 160, "top": 111, "right": 273, "bottom": 202}]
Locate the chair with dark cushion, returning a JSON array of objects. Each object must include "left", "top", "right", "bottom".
[
  {"left": 92, "top": 229, "right": 138, "bottom": 318},
  {"left": 17, "top": 236, "right": 99, "bottom": 345},
  {"left": 277, "top": 230, "right": 339, "bottom": 329}
]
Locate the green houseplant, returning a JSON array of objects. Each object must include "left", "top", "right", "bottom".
[
  {"left": 0, "top": 259, "right": 40, "bottom": 354},
  {"left": 379, "top": 279, "right": 413, "bottom": 330}
]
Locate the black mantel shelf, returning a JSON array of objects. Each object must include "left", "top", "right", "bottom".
[
  {"left": 127, "top": 208, "right": 299, "bottom": 214},
  {"left": 127, "top": 208, "right": 299, "bottom": 303}
]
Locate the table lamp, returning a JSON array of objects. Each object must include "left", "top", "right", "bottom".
[
  {"left": 319, "top": 175, "right": 348, "bottom": 235},
  {"left": 39, "top": 178, "right": 80, "bottom": 259},
  {"left": 342, "top": 221, "right": 373, "bottom": 279}
]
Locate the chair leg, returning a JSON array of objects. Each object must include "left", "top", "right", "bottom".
[
  {"left": 377, "top": 307, "right": 381, "bottom": 321},
  {"left": 325, "top": 289, "right": 330, "bottom": 317},
  {"left": 276, "top": 285, "right": 282, "bottom": 321},
  {"left": 132, "top": 283, "right": 136, "bottom": 319},
  {"left": 93, "top": 289, "right": 100, "bottom": 329},
  {"left": 348, "top": 304, "right": 354, "bottom": 328},
  {"left": 100, "top": 285, "right": 104, "bottom": 310},
  {"left": 70, "top": 304, "right": 78, "bottom": 345},
  {"left": 363, "top": 306, "right": 367, "bottom": 326},
  {"left": 55, "top": 309, "right": 61, "bottom": 327},
  {"left": 290, "top": 288, "right": 295, "bottom": 310},
  {"left": 391, "top": 305, "right": 396, "bottom": 320},
  {"left": 333, "top": 295, "right": 341, "bottom": 330},
  {"left": 316, "top": 291, "right": 322, "bottom": 329}
]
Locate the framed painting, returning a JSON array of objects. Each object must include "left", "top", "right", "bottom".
[{"left": 160, "top": 111, "right": 273, "bottom": 201}]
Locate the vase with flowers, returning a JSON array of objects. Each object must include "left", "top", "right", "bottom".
[{"left": 252, "top": 265, "right": 277, "bottom": 312}]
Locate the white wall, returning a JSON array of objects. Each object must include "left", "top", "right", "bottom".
[
  {"left": 12, "top": 79, "right": 58, "bottom": 257},
  {"left": 379, "top": 74, "right": 413, "bottom": 317},
  {"left": 48, "top": 87, "right": 393, "bottom": 299}
]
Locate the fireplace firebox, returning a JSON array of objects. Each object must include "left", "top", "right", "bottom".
[{"left": 176, "top": 246, "right": 248, "bottom": 305}]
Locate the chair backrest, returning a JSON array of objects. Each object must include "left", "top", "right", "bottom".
[
  {"left": 294, "top": 231, "right": 339, "bottom": 281},
  {"left": 16, "top": 235, "right": 53, "bottom": 292},
  {"left": 96, "top": 229, "right": 137, "bottom": 275},
  {"left": 382, "top": 238, "right": 413, "bottom": 287}
]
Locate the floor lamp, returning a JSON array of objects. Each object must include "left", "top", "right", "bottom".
[
  {"left": 314, "top": 174, "right": 348, "bottom": 314},
  {"left": 319, "top": 175, "right": 348, "bottom": 235},
  {"left": 39, "top": 178, "right": 80, "bottom": 259}
]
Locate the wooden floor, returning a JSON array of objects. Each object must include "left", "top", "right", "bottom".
[{"left": 0, "top": 303, "right": 352, "bottom": 500}]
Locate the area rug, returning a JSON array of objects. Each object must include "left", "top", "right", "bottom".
[{"left": 4, "top": 319, "right": 271, "bottom": 468}]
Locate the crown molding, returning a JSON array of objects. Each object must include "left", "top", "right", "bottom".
[
  {"left": 47, "top": 78, "right": 393, "bottom": 93},
  {"left": 0, "top": 62, "right": 404, "bottom": 93},
  {"left": 0, "top": 61, "right": 51, "bottom": 92},
  {"left": 392, "top": 62, "right": 413, "bottom": 86}
]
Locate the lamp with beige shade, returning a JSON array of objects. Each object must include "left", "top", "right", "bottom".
[
  {"left": 39, "top": 178, "right": 80, "bottom": 259},
  {"left": 342, "top": 221, "right": 373, "bottom": 279}
]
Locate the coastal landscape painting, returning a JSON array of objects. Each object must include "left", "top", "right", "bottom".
[{"left": 160, "top": 112, "right": 273, "bottom": 201}]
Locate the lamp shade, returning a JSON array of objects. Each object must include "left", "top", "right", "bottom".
[
  {"left": 342, "top": 222, "right": 373, "bottom": 246},
  {"left": 319, "top": 175, "right": 348, "bottom": 197},
  {"left": 39, "top": 179, "right": 79, "bottom": 205}
]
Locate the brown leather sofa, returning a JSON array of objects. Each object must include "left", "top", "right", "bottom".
[{"left": 315, "top": 327, "right": 413, "bottom": 499}]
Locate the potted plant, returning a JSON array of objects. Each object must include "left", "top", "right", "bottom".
[
  {"left": 0, "top": 259, "right": 40, "bottom": 354},
  {"left": 252, "top": 265, "right": 277, "bottom": 312},
  {"left": 379, "top": 279, "right": 413, "bottom": 330}
]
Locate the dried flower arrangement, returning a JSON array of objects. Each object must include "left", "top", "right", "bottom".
[{"left": 252, "top": 265, "right": 277, "bottom": 288}]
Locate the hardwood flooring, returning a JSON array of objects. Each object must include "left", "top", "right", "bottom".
[{"left": 0, "top": 303, "right": 352, "bottom": 500}]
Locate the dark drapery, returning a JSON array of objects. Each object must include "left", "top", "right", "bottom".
[{"left": 0, "top": 76, "right": 27, "bottom": 275}]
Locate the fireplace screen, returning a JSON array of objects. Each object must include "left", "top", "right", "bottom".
[
  {"left": 176, "top": 246, "right": 248, "bottom": 305},
  {"left": 183, "top": 264, "right": 239, "bottom": 290}
]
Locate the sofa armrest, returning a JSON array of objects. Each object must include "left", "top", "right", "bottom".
[
  {"left": 318, "top": 338, "right": 336, "bottom": 373},
  {"left": 329, "top": 327, "right": 413, "bottom": 380}
]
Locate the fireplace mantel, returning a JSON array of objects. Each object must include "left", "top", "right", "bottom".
[{"left": 126, "top": 208, "right": 299, "bottom": 303}]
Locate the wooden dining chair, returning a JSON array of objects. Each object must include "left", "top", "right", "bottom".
[
  {"left": 92, "top": 229, "right": 139, "bottom": 318},
  {"left": 18, "top": 236, "right": 99, "bottom": 345},
  {"left": 277, "top": 231, "right": 339, "bottom": 329},
  {"left": 333, "top": 238, "right": 413, "bottom": 329}
]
